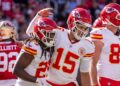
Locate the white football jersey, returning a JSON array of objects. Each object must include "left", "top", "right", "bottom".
[
  {"left": 16, "top": 40, "right": 50, "bottom": 83},
  {"left": 90, "top": 28, "right": 120, "bottom": 81},
  {"left": 47, "top": 29, "right": 95, "bottom": 84}
]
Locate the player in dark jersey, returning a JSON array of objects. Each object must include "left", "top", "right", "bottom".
[{"left": 0, "top": 20, "right": 22, "bottom": 86}]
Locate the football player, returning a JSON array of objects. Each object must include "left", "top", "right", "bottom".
[
  {"left": 13, "top": 17, "right": 58, "bottom": 86},
  {"left": 36, "top": 8, "right": 95, "bottom": 86},
  {"left": 90, "top": 3, "right": 120, "bottom": 86},
  {"left": 0, "top": 20, "right": 21, "bottom": 86}
]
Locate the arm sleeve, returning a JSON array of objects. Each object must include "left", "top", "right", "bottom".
[
  {"left": 80, "top": 40, "right": 95, "bottom": 72},
  {"left": 80, "top": 58, "right": 91, "bottom": 72},
  {"left": 21, "top": 41, "right": 37, "bottom": 56},
  {"left": 90, "top": 29, "right": 103, "bottom": 40}
]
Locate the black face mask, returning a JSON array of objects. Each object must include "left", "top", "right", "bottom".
[
  {"left": 115, "top": 29, "right": 120, "bottom": 36},
  {"left": 34, "top": 37, "right": 47, "bottom": 49},
  {"left": 35, "top": 37, "right": 54, "bottom": 58}
]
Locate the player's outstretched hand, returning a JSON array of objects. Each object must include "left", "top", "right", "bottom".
[{"left": 37, "top": 8, "right": 54, "bottom": 17}]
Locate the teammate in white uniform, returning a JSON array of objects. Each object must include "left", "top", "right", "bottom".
[
  {"left": 0, "top": 20, "right": 21, "bottom": 86},
  {"left": 13, "top": 17, "right": 58, "bottom": 86},
  {"left": 90, "top": 3, "right": 120, "bottom": 86}
]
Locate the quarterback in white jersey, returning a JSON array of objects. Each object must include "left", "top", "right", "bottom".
[
  {"left": 46, "top": 29, "right": 94, "bottom": 86},
  {"left": 90, "top": 3, "right": 120, "bottom": 86},
  {"left": 13, "top": 17, "right": 58, "bottom": 86}
]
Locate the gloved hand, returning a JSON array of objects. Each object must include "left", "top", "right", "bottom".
[{"left": 26, "top": 8, "right": 54, "bottom": 37}]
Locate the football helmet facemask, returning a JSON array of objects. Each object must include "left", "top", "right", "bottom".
[
  {"left": 67, "top": 8, "right": 92, "bottom": 40},
  {"left": 33, "top": 18, "right": 58, "bottom": 47}
]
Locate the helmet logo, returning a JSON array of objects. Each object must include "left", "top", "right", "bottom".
[
  {"left": 71, "top": 10, "right": 80, "bottom": 18},
  {"left": 106, "top": 7, "right": 115, "bottom": 13},
  {"left": 78, "top": 47, "right": 86, "bottom": 56},
  {"left": 37, "top": 20, "right": 46, "bottom": 27}
]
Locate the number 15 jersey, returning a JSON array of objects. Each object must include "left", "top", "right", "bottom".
[{"left": 47, "top": 29, "right": 95, "bottom": 84}]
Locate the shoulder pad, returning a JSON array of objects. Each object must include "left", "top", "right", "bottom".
[{"left": 22, "top": 40, "right": 38, "bottom": 55}]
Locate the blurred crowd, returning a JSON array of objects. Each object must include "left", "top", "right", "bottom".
[{"left": 0, "top": 0, "right": 120, "bottom": 40}]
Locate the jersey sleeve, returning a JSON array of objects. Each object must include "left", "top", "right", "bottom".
[
  {"left": 80, "top": 58, "right": 91, "bottom": 72},
  {"left": 90, "top": 29, "right": 103, "bottom": 40},
  {"left": 21, "top": 41, "right": 38, "bottom": 56},
  {"left": 80, "top": 39, "right": 95, "bottom": 72}
]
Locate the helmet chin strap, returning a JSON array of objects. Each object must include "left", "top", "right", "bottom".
[{"left": 73, "top": 32, "right": 81, "bottom": 40}]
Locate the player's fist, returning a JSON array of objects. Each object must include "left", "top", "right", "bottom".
[{"left": 37, "top": 8, "right": 54, "bottom": 17}]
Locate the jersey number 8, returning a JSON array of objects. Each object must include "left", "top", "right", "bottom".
[{"left": 109, "top": 44, "right": 120, "bottom": 64}]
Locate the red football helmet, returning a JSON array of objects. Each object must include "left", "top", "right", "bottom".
[
  {"left": 0, "top": 20, "right": 17, "bottom": 41},
  {"left": 67, "top": 8, "right": 92, "bottom": 40},
  {"left": 100, "top": 3, "right": 120, "bottom": 27},
  {"left": 93, "top": 17, "right": 106, "bottom": 29},
  {"left": 33, "top": 17, "right": 58, "bottom": 47}
]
